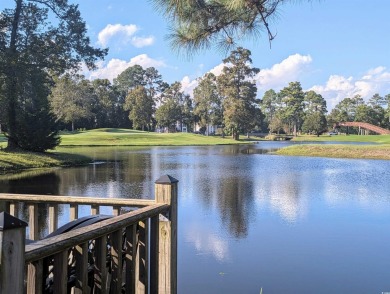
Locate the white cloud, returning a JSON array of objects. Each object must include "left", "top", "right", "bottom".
[
  {"left": 97, "top": 24, "right": 155, "bottom": 48},
  {"left": 309, "top": 66, "right": 390, "bottom": 109},
  {"left": 98, "top": 24, "right": 138, "bottom": 46},
  {"left": 131, "top": 36, "right": 155, "bottom": 48},
  {"left": 84, "top": 54, "right": 166, "bottom": 81},
  {"left": 180, "top": 76, "right": 198, "bottom": 96},
  {"left": 255, "top": 54, "right": 313, "bottom": 91}
]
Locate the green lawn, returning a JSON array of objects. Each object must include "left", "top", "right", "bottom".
[
  {"left": 59, "top": 128, "right": 244, "bottom": 146},
  {"left": 292, "top": 134, "right": 390, "bottom": 144},
  {"left": 276, "top": 144, "right": 390, "bottom": 160},
  {"left": 0, "top": 150, "right": 91, "bottom": 172}
]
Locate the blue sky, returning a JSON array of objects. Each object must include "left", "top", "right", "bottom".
[{"left": 2, "top": 0, "right": 390, "bottom": 110}]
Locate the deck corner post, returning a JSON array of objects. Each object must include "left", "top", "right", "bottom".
[
  {"left": 0, "top": 212, "right": 28, "bottom": 294},
  {"left": 154, "top": 175, "right": 178, "bottom": 294}
]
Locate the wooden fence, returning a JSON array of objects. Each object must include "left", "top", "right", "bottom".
[{"left": 0, "top": 174, "right": 178, "bottom": 294}]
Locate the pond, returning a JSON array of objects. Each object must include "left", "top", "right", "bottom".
[{"left": 1, "top": 142, "right": 390, "bottom": 293}]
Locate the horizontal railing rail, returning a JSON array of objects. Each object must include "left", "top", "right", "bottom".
[{"left": 0, "top": 174, "right": 178, "bottom": 294}]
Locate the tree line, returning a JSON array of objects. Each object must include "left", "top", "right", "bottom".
[
  {"left": 1, "top": 1, "right": 390, "bottom": 152},
  {"left": 49, "top": 46, "right": 390, "bottom": 139}
]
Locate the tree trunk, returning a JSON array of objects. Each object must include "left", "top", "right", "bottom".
[
  {"left": 72, "top": 121, "right": 75, "bottom": 132},
  {"left": 5, "top": 0, "right": 23, "bottom": 151}
]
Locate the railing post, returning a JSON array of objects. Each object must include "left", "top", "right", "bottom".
[
  {"left": 154, "top": 175, "right": 178, "bottom": 294},
  {"left": 0, "top": 212, "right": 28, "bottom": 294}
]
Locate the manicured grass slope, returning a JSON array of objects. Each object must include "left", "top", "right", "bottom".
[
  {"left": 59, "top": 128, "right": 241, "bottom": 146},
  {"left": 292, "top": 134, "right": 390, "bottom": 144},
  {"left": 276, "top": 144, "right": 390, "bottom": 160},
  {"left": 0, "top": 150, "right": 91, "bottom": 172}
]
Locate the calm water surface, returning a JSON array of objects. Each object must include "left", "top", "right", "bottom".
[{"left": 1, "top": 142, "right": 390, "bottom": 293}]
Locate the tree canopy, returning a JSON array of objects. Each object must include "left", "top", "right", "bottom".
[{"left": 0, "top": 0, "right": 106, "bottom": 151}]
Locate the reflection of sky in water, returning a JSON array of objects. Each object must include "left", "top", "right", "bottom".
[{"left": 1, "top": 143, "right": 390, "bottom": 293}]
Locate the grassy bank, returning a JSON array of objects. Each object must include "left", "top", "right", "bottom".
[
  {"left": 292, "top": 134, "right": 390, "bottom": 144},
  {"left": 275, "top": 144, "right": 390, "bottom": 160},
  {"left": 0, "top": 150, "right": 92, "bottom": 173},
  {"left": 59, "top": 128, "right": 244, "bottom": 146}
]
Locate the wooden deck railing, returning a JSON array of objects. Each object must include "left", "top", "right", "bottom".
[{"left": 0, "top": 174, "right": 178, "bottom": 294}]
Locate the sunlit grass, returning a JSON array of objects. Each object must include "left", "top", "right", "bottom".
[
  {"left": 275, "top": 144, "right": 390, "bottom": 160},
  {"left": 0, "top": 150, "right": 91, "bottom": 172},
  {"left": 59, "top": 128, "right": 243, "bottom": 146},
  {"left": 292, "top": 134, "right": 390, "bottom": 144}
]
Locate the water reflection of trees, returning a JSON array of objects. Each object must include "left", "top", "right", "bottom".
[
  {"left": 0, "top": 172, "right": 61, "bottom": 239},
  {"left": 56, "top": 153, "right": 154, "bottom": 199},
  {"left": 218, "top": 177, "right": 255, "bottom": 238}
]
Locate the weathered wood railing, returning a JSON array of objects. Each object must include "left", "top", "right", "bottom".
[{"left": 0, "top": 175, "right": 178, "bottom": 294}]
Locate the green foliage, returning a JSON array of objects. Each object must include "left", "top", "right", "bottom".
[
  {"left": 194, "top": 73, "right": 223, "bottom": 133},
  {"left": 50, "top": 74, "right": 95, "bottom": 131},
  {"left": 217, "top": 47, "right": 260, "bottom": 140},
  {"left": 277, "top": 81, "right": 305, "bottom": 136},
  {"left": 0, "top": 0, "right": 106, "bottom": 151},
  {"left": 155, "top": 83, "right": 183, "bottom": 132},
  {"left": 124, "top": 86, "right": 154, "bottom": 130},
  {"left": 302, "top": 112, "right": 327, "bottom": 136},
  {"left": 151, "top": 0, "right": 298, "bottom": 55}
]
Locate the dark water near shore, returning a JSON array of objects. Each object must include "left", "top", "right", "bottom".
[{"left": 1, "top": 142, "right": 390, "bottom": 293}]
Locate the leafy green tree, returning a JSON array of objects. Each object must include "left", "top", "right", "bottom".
[
  {"left": 385, "top": 94, "right": 390, "bottom": 125},
  {"left": 301, "top": 90, "right": 327, "bottom": 135},
  {"left": 304, "top": 90, "right": 327, "bottom": 114},
  {"left": 261, "top": 89, "right": 279, "bottom": 131},
  {"left": 151, "top": 0, "right": 308, "bottom": 54},
  {"left": 155, "top": 98, "right": 182, "bottom": 132},
  {"left": 50, "top": 75, "right": 94, "bottom": 131},
  {"left": 156, "top": 82, "right": 191, "bottom": 132},
  {"left": 217, "top": 47, "right": 260, "bottom": 140},
  {"left": 12, "top": 70, "right": 60, "bottom": 151},
  {"left": 0, "top": 0, "right": 106, "bottom": 150},
  {"left": 193, "top": 73, "right": 223, "bottom": 135},
  {"left": 114, "top": 65, "right": 146, "bottom": 95},
  {"left": 124, "top": 86, "right": 155, "bottom": 131},
  {"left": 302, "top": 112, "right": 327, "bottom": 136},
  {"left": 278, "top": 82, "right": 305, "bottom": 136},
  {"left": 91, "top": 79, "right": 125, "bottom": 128}
]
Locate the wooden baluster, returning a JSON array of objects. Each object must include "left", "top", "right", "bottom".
[
  {"left": 29, "top": 203, "right": 39, "bottom": 240},
  {"left": 53, "top": 250, "right": 68, "bottom": 294},
  {"left": 137, "top": 220, "right": 149, "bottom": 293},
  {"left": 113, "top": 206, "right": 121, "bottom": 216},
  {"left": 9, "top": 202, "right": 19, "bottom": 217},
  {"left": 125, "top": 224, "right": 137, "bottom": 294},
  {"left": 70, "top": 204, "right": 78, "bottom": 221},
  {"left": 74, "top": 242, "right": 89, "bottom": 293},
  {"left": 27, "top": 260, "right": 43, "bottom": 294},
  {"left": 94, "top": 235, "right": 108, "bottom": 294},
  {"left": 91, "top": 204, "right": 100, "bottom": 215},
  {"left": 49, "top": 203, "right": 58, "bottom": 234},
  {"left": 110, "top": 230, "right": 123, "bottom": 294}
]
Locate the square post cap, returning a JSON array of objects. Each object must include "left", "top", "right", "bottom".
[
  {"left": 155, "top": 175, "right": 179, "bottom": 184},
  {"left": 0, "top": 212, "right": 28, "bottom": 231}
]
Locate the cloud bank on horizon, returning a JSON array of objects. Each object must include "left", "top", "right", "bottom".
[{"left": 84, "top": 53, "right": 390, "bottom": 111}]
